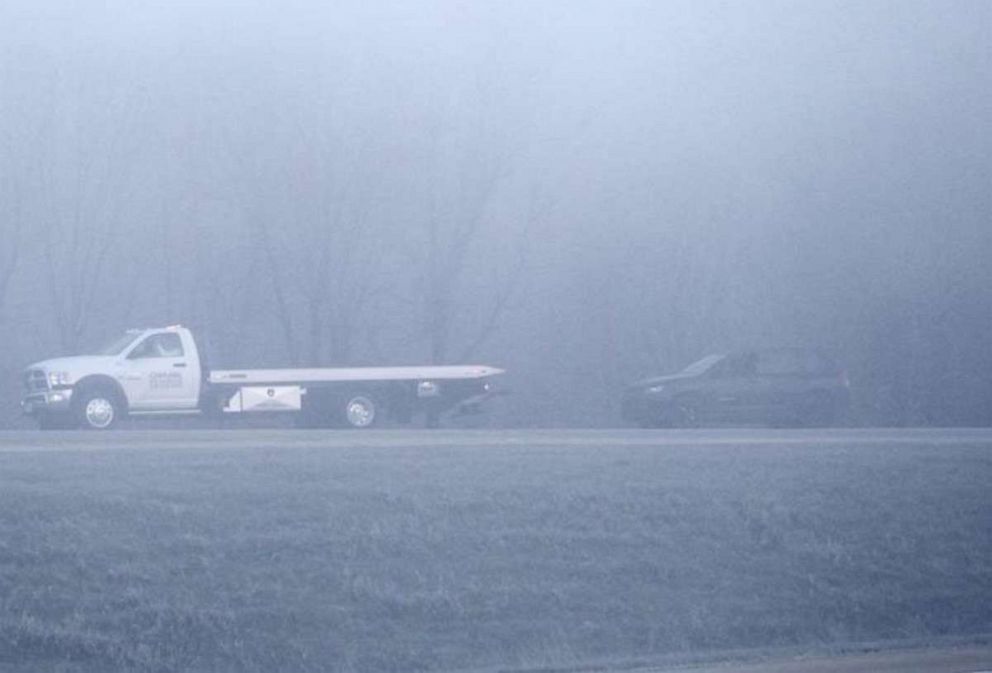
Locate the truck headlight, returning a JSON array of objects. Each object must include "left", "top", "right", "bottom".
[{"left": 48, "top": 372, "right": 72, "bottom": 387}]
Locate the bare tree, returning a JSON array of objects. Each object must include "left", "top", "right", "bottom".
[
  {"left": 0, "top": 62, "right": 28, "bottom": 324},
  {"left": 412, "top": 78, "right": 542, "bottom": 367},
  {"left": 204, "top": 79, "right": 406, "bottom": 367},
  {"left": 612, "top": 163, "right": 744, "bottom": 379},
  {"left": 0, "top": 161, "right": 21, "bottom": 323},
  {"left": 275, "top": 123, "right": 394, "bottom": 366},
  {"left": 29, "top": 64, "right": 149, "bottom": 352}
]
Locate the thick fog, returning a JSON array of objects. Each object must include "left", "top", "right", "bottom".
[{"left": 1, "top": 1, "right": 990, "bottom": 427}]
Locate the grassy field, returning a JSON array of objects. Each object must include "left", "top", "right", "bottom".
[{"left": 0, "top": 430, "right": 990, "bottom": 672}]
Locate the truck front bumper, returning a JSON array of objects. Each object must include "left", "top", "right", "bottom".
[{"left": 22, "top": 389, "right": 74, "bottom": 416}]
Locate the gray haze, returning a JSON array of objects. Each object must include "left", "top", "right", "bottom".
[{"left": 1, "top": 1, "right": 990, "bottom": 427}]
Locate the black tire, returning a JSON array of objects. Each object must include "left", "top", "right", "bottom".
[
  {"left": 660, "top": 397, "right": 700, "bottom": 428},
  {"left": 296, "top": 391, "right": 379, "bottom": 429},
  {"left": 341, "top": 393, "right": 378, "bottom": 429},
  {"left": 72, "top": 386, "right": 123, "bottom": 430}
]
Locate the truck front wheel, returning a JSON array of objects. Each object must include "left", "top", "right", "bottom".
[{"left": 73, "top": 387, "right": 122, "bottom": 430}]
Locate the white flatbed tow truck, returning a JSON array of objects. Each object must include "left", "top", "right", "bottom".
[{"left": 21, "top": 326, "right": 504, "bottom": 430}]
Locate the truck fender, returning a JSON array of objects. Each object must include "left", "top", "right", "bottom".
[{"left": 73, "top": 375, "right": 130, "bottom": 414}]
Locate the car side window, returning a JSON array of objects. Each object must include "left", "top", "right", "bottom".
[
  {"left": 713, "top": 353, "right": 756, "bottom": 378},
  {"left": 128, "top": 333, "right": 184, "bottom": 359},
  {"left": 757, "top": 351, "right": 804, "bottom": 376}
]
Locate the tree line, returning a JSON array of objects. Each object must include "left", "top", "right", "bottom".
[{"left": 1, "top": 35, "right": 990, "bottom": 428}]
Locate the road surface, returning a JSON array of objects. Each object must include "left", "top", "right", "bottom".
[{"left": 2, "top": 426, "right": 992, "bottom": 452}]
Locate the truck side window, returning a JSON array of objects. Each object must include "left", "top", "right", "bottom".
[{"left": 128, "top": 333, "right": 185, "bottom": 359}]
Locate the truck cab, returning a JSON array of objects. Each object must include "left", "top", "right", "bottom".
[{"left": 22, "top": 326, "right": 203, "bottom": 429}]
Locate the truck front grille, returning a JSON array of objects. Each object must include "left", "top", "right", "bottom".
[{"left": 24, "top": 369, "right": 49, "bottom": 393}]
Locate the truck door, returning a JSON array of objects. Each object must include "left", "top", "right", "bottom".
[{"left": 117, "top": 332, "right": 199, "bottom": 410}]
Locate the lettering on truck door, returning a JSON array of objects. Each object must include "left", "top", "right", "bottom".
[{"left": 118, "top": 332, "right": 198, "bottom": 410}]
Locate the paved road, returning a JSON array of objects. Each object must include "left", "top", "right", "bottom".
[{"left": 1, "top": 426, "right": 991, "bottom": 453}]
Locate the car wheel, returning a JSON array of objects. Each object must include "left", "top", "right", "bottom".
[
  {"left": 654, "top": 398, "right": 699, "bottom": 428},
  {"left": 674, "top": 405, "right": 699, "bottom": 428}
]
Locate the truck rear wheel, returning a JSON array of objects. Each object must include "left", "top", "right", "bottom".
[{"left": 343, "top": 394, "right": 377, "bottom": 428}]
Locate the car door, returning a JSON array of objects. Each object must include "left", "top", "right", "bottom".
[
  {"left": 754, "top": 350, "right": 809, "bottom": 422},
  {"left": 701, "top": 352, "right": 762, "bottom": 424},
  {"left": 117, "top": 332, "right": 199, "bottom": 410}
]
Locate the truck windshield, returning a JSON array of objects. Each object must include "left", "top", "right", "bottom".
[{"left": 93, "top": 332, "right": 141, "bottom": 356}]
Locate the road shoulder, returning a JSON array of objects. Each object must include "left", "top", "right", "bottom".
[{"left": 640, "top": 645, "right": 992, "bottom": 673}]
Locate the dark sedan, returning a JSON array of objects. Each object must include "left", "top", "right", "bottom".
[{"left": 622, "top": 349, "right": 850, "bottom": 428}]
